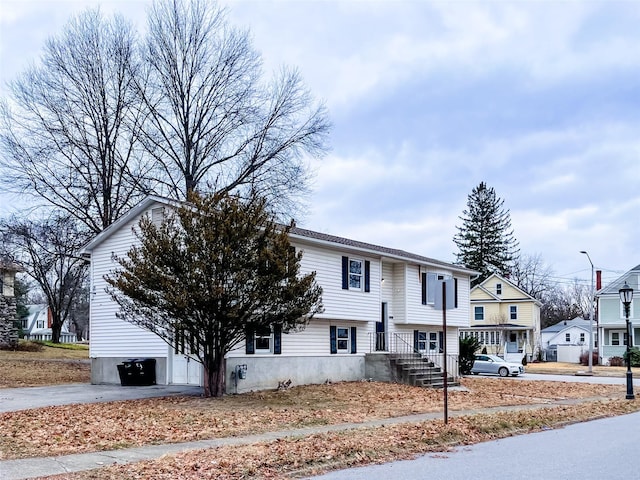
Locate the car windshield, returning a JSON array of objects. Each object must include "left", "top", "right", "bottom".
[{"left": 484, "top": 355, "right": 505, "bottom": 363}]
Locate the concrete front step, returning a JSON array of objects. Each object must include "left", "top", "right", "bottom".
[
  {"left": 389, "top": 354, "right": 459, "bottom": 389},
  {"left": 419, "top": 380, "right": 460, "bottom": 389}
]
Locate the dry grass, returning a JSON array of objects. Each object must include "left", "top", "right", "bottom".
[
  {"left": 0, "top": 345, "right": 90, "bottom": 388},
  {"left": 42, "top": 399, "right": 640, "bottom": 480},
  {"left": 2, "top": 354, "right": 637, "bottom": 479},
  {"left": 526, "top": 361, "right": 637, "bottom": 377},
  {"left": 0, "top": 344, "right": 89, "bottom": 360},
  {"left": 0, "top": 378, "right": 627, "bottom": 461}
]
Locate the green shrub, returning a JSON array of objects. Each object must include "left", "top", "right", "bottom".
[
  {"left": 459, "top": 336, "right": 482, "bottom": 375},
  {"left": 623, "top": 348, "right": 640, "bottom": 367}
]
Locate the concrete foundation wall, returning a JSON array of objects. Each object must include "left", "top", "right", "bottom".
[
  {"left": 92, "top": 355, "right": 365, "bottom": 393},
  {"left": 226, "top": 355, "right": 365, "bottom": 394},
  {"left": 91, "top": 357, "right": 167, "bottom": 385},
  {"left": 364, "top": 353, "right": 394, "bottom": 382}
]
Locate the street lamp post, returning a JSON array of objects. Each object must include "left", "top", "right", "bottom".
[
  {"left": 619, "top": 282, "right": 634, "bottom": 400},
  {"left": 580, "top": 251, "right": 595, "bottom": 374}
]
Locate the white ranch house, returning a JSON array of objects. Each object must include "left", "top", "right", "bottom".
[{"left": 81, "top": 196, "right": 477, "bottom": 392}]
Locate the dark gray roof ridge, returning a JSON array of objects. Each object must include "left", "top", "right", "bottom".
[{"left": 290, "top": 226, "right": 476, "bottom": 273}]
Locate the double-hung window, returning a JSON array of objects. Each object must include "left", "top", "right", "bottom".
[
  {"left": 496, "top": 283, "right": 502, "bottom": 295},
  {"left": 255, "top": 327, "right": 273, "bottom": 353},
  {"left": 474, "top": 306, "right": 484, "bottom": 321},
  {"left": 565, "top": 333, "right": 571, "bottom": 343},
  {"left": 509, "top": 305, "right": 518, "bottom": 321},
  {"left": 246, "top": 325, "right": 282, "bottom": 355},
  {"left": 417, "top": 331, "right": 427, "bottom": 351},
  {"left": 330, "top": 325, "right": 357, "bottom": 354},
  {"left": 337, "top": 327, "right": 350, "bottom": 352},
  {"left": 341, "top": 256, "right": 370, "bottom": 292},
  {"left": 349, "top": 259, "right": 362, "bottom": 290}
]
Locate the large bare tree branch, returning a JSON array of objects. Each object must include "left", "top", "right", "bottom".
[
  {"left": 0, "top": 215, "right": 89, "bottom": 343},
  {"left": 137, "top": 0, "right": 329, "bottom": 215},
  {"left": 0, "top": 9, "right": 155, "bottom": 234}
]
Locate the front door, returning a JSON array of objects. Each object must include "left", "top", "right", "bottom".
[{"left": 376, "top": 303, "right": 388, "bottom": 351}]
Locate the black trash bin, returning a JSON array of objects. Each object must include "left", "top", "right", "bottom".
[
  {"left": 117, "top": 358, "right": 156, "bottom": 386},
  {"left": 137, "top": 358, "right": 156, "bottom": 385}
]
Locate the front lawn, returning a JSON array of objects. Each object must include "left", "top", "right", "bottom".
[{"left": 0, "top": 342, "right": 90, "bottom": 388}]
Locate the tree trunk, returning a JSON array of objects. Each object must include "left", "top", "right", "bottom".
[
  {"left": 51, "top": 319, "right": 62, "bottom": 343},
  {"left": 203, "top": 356, "right": 226, "bottom": 397}
]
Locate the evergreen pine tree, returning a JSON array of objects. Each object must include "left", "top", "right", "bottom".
[{"left": 453, "top": 182, "right": 519, "bottom": 285}]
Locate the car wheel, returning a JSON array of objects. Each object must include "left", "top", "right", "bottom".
[{"left": 498, "top": 367, "right": 509, "bottom": 377}]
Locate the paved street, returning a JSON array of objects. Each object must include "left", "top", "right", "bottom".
[
  {"left": 308, "top": 410, "right": 640, "bottom": 480},
  {"left": 1, "top": 373, "right": 637, "bottom": 479},
  {"left": 507, "top": 372, "right": 640, "bottom": 385}
]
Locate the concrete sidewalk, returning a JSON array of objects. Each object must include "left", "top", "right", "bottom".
[{"left": 0, "top": 400, "right": 589, "bottom": 480}]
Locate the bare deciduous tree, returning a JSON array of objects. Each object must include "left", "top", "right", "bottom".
[
  {"left": 1, "top": 216, "right": 88, "bottom": 343},
  {"left": 138, "top": 0, "right": 329, "bottom": 213},
  {"left": 0, "top": 9, "right": 154, "bottom": 234},
  {"left": 539, "top": 279, "right": 590, "bottom": 329},
  {"left": 510, "top": 253, "right": 554, "bottom": 300}
]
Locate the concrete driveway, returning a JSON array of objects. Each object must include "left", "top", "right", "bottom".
[{"left": 0, "top": 384, "right": 202, "bottom": 413}]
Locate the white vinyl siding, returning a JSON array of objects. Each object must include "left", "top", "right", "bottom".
[
  {"left": 227, "top": 320, "right": 370, "bottom": 357},
  {"left": 89, "top": 205, "right": 169, "bottom": 359},
  {"left": 404, "top": 266, "right": 470, "bottom": 328},
  {"left": 293, "top": 242, "right": 379, "bottom": 323},
  {"left": 392, "top": 263, "right": 406, "bottom": 325}
]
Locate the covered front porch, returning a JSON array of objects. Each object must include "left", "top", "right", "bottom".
[{"left": 459, "top": 324, "right": 536, "bottom": 363}]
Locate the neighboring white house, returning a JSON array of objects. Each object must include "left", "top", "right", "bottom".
[
  {"left": 21, "top": 304, "right": 77, "bottom": 343},
  {"left": 540, "top": 317, "right": 594, "bottom": 363},
  {"left": 597, "top": 264, "right": 639, "bottom": 365},
  {"left": 81, "top": 196, "right": 478, "bottom": 392}
]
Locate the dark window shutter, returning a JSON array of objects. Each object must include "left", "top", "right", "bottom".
[
  {"left": 439, "top": 331, "right": 444, "bottom": 353},
  {"left": 273, "top": 324, "right": 282, "bottom": 355},
  {"left": 342, "top": 256, "right": 349, "bottom": 290},
  {"left": 454, "top": 278, "right": 459, "bottom": 308},
  {"left": 413, "top": 329, "right": 419, "bottom": 352},
  {"left": 421, "top": 272, "right": 427, "bottom": 305},
  {"left": 330, "top": 326, "right": 337, "bottom": 354},
  {"left": 364, "top": 260, "right": 370, "bottom": 292},
  {"left": 350, "top": 326, "right": 357, "bottom": 354},
  {"left": 246, "top": 327, "right": 255, "bottom": 354}
]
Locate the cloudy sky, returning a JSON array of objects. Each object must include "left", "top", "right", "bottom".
[{"left": 1, "top": 0, "right": 639, "bottom": 289}]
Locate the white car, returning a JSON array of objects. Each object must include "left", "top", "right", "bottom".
[{"left": 471, "top": 354, "right": 525, "bottom": 377}]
